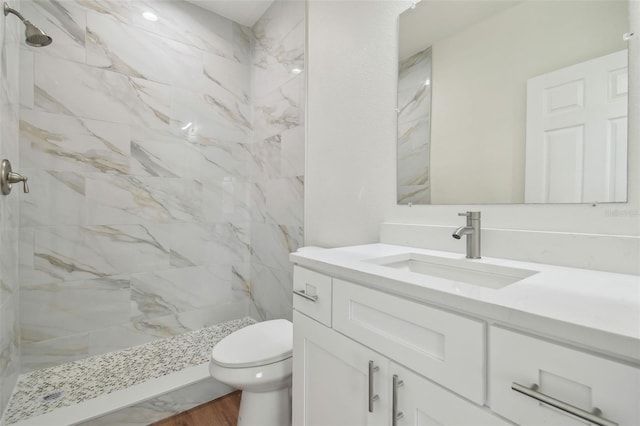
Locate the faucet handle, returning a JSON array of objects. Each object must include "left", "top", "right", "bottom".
[
  {"left": 7, "top": 172, "right": 29, "bottom": 193},
  {"left": 458, "top": 211, "right": 481, "bottom": 219}
]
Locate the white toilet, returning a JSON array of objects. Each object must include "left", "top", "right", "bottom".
[{"left": 209, "top": 319, "right": 293, "bottom": 426}]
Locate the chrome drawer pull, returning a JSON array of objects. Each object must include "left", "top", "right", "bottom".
[
  {"left": 368, "top": 361, "right": 380, "bottom": 412},
  {"left": 392, "top": 374, "right": 404, "bottom": 426},
  {"left": 293, "top": 289, "right": 318, "bottom": 302},
  {"left": 511, "top": 382, "right": 618, "bottom": 426}
]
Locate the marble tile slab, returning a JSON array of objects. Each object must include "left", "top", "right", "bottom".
[
  {"left": 19, "top": 109, "right": 130, "bottom": 175},
  {"left": 20, "top": 276, "right": 131, "bottom": 343},
  {"left": 196, "top": 141, "right": 238, "bottom": 180},
  {"left": 250, "top": 263, "right": 292, "bottom": 321},
  {"left": 252, "top": 75, "right": 303, "bottom": 141},
  {"left": 251, "top": 222, "right": 303, "bottom": 271},
  {"left": 398, "top": 119, "right": 429, "bottom": 185},
  {"left": 251, "top": 134, "right": 282, "bottom": 181},
  {"left": 265, "top": 176, "right": 304, "bottom": 226},
  {"left": 201, "top": 179, "right": 237, "bottom": 224},
  {"left": 203, "top": 51, "right": 250, "bottom": 103},
  {"left": 71, "top": 0, "right": 133, "bottom": 26},
  {"left": 20, "top": 333, "right": 90, "bottom": 373},
  {"left": 19, "top": 50, "right": 34, "bottom": 108},
  {"left": 398, "top": 49, "right": 431, "bottom": 124},
  {"left": 398, "top": 185, "right": 430, "bottom": 205},
  {"left": 127, "top": 0, "right": 239, "bottom": 56},
  {"left": 129, "top": 125, "right": 201, "bottom": 178},
  {"left": 84, "top": 174, "right": 203, "bottom": 224},
  {"left": 250, "top": 180, "right": 269, "bottom": 223},
  {"left": 168, "top": 222, "right": 211, "bottom": 267},
  {"left": 280, "top": 125, "right": 305, "bottom": 177},
  {"left": 86, "top": 11, "right": 203, "bottom": 88},
  {"left": 19, "top": 169, "right": 86, "bottom": 227},
  {"left": 169, "top": 84, "right": 251, "bottom": 145},
  {"left": 131, "top": 265, "right": 232, "bottom": 323},
  {"left": 33, "top": 225, "right": 171, "bottom": 283},
  {"left": 252, "top": 19, "right": 304, "bottom": 97},
  {"left": 34, "top": 54, "right": 170, "bottom": 129},
  {"left": 253, "top": 0, "right": 305, "bottom": 53},
  {"left": 0, "top": 228, "right": 19, "bottom": 296}
]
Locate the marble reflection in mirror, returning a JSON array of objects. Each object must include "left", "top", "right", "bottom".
[{"left": 397, "top": 0, "right": 629, "bottom": 205}]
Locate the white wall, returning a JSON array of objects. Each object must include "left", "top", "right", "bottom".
[
  {"left": 306, "top": 0, "right": 639, "bottom": 247},
  {"left": 306, "top": 0, "right": 404, "bottom": 247}
]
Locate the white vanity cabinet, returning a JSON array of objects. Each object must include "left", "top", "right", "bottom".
[
  {"left": 291, "top": 245, "right": 640, "bottom": 426},
  {"left": 292, "top": 266, "right": 508, "bottom": 426},
  {"left": 293, "top": 311, "right": 508, "bottom": 426}
]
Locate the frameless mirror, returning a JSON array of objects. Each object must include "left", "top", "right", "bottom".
[{"left": 397, "top": 0, "right": 629, "bottom": 205}]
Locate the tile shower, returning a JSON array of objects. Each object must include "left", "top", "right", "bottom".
[{"left": 0, "top": 0, "right": 304, "bottom": 420}]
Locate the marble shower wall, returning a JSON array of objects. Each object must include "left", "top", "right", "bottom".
[
  {"left": 18, "top": 0, "right": 257, "bottom": 372},
  {"left": 398, "top": 47, "right": 431, "bottom": 204},
  {"left": 0, "top": 0, "right": 22, "bottom": 413},
  {"left": 250, "top": 0, "right": 305, "bottom": 321}
]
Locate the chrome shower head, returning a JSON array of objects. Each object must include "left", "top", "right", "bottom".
[
  {"left": 3, "top": 2, "right": 52, "bottom": 47},
  {"left": 22, "top": 19, "right": 52, "bottom": 46}
]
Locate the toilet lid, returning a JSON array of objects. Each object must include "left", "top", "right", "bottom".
[{"left": 211, "top": 319, "right": 293, "bottom": 368}]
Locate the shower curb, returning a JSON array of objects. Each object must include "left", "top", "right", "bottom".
[{"left": 11, "top": 363, "right": 213, "bottom": 426}]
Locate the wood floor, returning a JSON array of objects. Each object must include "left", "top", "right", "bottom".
[{"left": 152, "top": 391, "right": 241, "bottom": 426}]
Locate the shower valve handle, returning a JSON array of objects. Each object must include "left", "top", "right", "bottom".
[
  {"left": 1, "top": 159, "right": 29, "bottom": 195},
  {"left": 7, "top": 171, "right": 29, "bottom": 193}
]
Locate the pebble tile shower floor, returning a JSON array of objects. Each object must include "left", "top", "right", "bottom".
[{"left": 4, "top": 317, "right": 255, "bottom": 424}]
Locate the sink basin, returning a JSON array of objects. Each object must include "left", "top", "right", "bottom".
[{"left": 366, "top": 253, "right": 538, "bottom": 289}]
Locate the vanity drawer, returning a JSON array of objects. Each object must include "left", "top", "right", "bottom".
[
  {"left": 490, "top": 326, "right": 640, "bottom": 426},
  {"left": 293, "top": 266, "right": 332, "bottom": 326},
  {"left": 333, "top": 279, "right": 485, "bottom": 404}
]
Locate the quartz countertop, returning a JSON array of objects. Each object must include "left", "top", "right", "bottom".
[{"left": 290, "top": 244, "right": 640, "bottom": 362}]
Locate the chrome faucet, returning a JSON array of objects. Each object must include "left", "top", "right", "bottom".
[{"left": 452, "top": 211, "right": 481, "bottom": 259}]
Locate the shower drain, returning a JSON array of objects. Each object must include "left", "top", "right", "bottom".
[{"left": 42, "top": 391, "right": 65, "bottom": 402}]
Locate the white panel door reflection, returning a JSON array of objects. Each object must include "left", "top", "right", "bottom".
[{"left": 525, "top": 50, "right": 628, "bottom": 203}]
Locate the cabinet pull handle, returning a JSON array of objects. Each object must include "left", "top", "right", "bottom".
[
  {"left": 293, "top": 289, "right": 318, "bottom": 302},
  {"left": 511, "top": 382, "right": 618, "bottom": 426},
  {"left": 368, "top": 361, "right": 380, "bottom": 412},
  {"left": 392, "top": 374, "right": 404, "bottom": 425}
]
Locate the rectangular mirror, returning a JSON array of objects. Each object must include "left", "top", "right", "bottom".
[{"left": 397, "top": 0, "right": 629, "bottom": 205}]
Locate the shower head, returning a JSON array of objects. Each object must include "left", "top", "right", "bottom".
[
  {"left": 3, "top": 2, "right": 52, "bottom": 47},
  {"left": 22, "top": 19, "right": 52, "bottom": 47}
]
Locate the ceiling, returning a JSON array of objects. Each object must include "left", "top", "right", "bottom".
[
  {"left": 185, "top": 0, "right": 275, "bottom": 27},
  {"left": 399, "top": 0, "right": 522, "bottom": 59}
]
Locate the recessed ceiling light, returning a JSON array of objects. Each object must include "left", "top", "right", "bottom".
[{"left": 143, "top": 11, "right": 158, "bottom": 22}]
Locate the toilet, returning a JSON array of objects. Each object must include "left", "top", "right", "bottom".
[{"left": 209, "top": 319, "right": 293, "bottom": 426}]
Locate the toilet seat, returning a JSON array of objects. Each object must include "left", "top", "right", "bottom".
[{"left": 211, "top": 319, "right": 293, "bottom": 368}]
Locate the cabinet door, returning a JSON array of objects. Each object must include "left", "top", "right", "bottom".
[
  {"left": 390, "top": 363, "right": 510, "bottom": 426},
  {"left": 293, "top": 311, "right": 389, "bottom": 426}
]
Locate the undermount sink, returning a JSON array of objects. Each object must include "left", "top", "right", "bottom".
[{"left": 366, "top": 253, "right": 538, "bottom": 289}]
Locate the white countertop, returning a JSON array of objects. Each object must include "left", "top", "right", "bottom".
[{"left": 290, "top": 244, "right": 640, "bottom": 362}]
